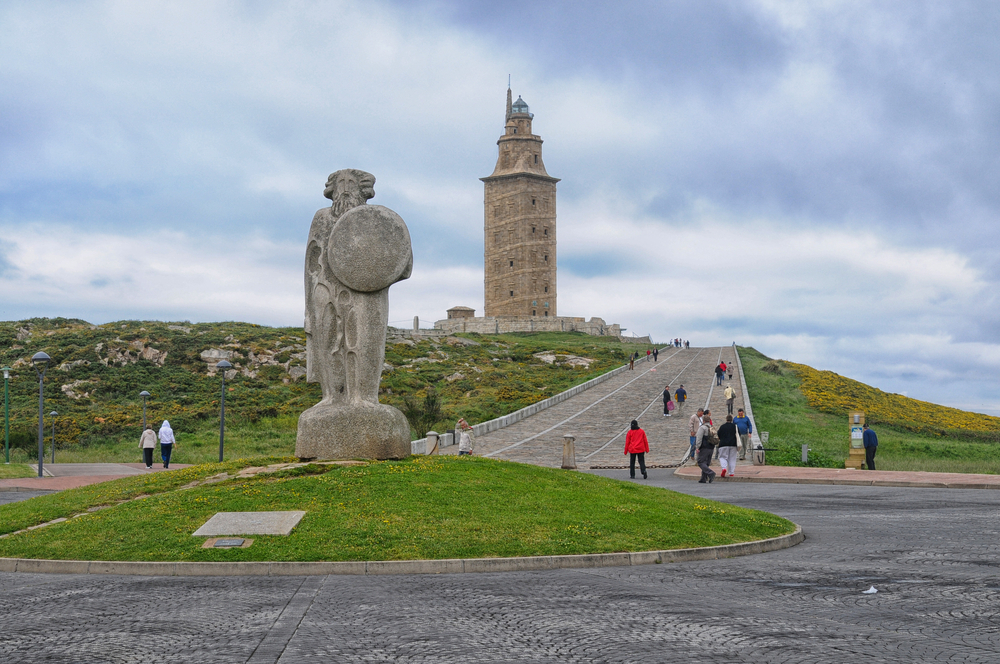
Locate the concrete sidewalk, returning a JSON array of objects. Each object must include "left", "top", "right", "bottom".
[
  {"left": 0, "top": 463, "right": 193, "bottom": 492},
  {"left": 674, "top": 464, "right": 1000, "bottom": 489}
]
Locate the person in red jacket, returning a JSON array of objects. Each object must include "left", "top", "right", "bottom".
[{"left": 624, "top": 419, "right": 649, "bottom": 480}]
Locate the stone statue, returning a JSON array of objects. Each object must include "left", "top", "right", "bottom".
[{"left": 296, "top": 169, "right": 413, "bottom": 459}]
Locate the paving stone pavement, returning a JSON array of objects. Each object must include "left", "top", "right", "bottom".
[
  {"left": 475, "top": 346, "right": 745, "bottom": 469},
  {"left": 2, "top": 473, "right": 998, "bottom": 663}
]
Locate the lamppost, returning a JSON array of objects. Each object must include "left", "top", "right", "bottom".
[
  {"left": 2, "top": 366, "right": 10, "bottom": 464},
  {"left": 140, "top": 391, "right": 151, "bottom": 430},
  {"left": 49, "top": 411, "right": 58, "bottom": 464},
  {"left": 32, "top": 352, "right": 50, "bottom": 478},
  {"left": 216, "top": 360, "right": 232, "bottom": 462}
]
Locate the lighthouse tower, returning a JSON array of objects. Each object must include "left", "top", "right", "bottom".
[{"left": 481, "top": 88, "right": 560, "bottom": 317}]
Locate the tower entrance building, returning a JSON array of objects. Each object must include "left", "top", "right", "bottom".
[{"left": 481, "top": 89, "right": 559, "bottom": 317}]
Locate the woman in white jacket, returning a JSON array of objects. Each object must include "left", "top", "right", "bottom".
[
  {"left": 158, "top": 420, "right": 177, "bottom": 469},
  {"left": 139, "top": 426, "right": 157, "bottom": 469}
]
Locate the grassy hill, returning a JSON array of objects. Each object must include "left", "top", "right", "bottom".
[
  {"left": 0, "top": 318, "right": 644, "bottom": 464},
  {"left": 741, "top": 347, "right": 1000, "bottom": 473}
]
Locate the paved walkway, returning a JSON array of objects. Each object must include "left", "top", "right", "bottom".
[
  {"left": 2, "top": 474, "right": 998, "bottom": 662},
  {"left": 675, "top": 464, "right": 1000, "bottom": 488},
  {"left": 0, "top": 463, "right": 193, "bottom": 492},
  {"left": 472, "top": 346, "right": 745, "bottom": 468}
]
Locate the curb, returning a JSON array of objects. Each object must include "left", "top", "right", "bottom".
[
  {"left": 0, "top": 526, "right": 803, "bottom": 577},
  {"left": 672, "top": 468, "right": 1000, "bottom": 490}
]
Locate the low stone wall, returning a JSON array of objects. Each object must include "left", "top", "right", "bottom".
[
  {"left": 732, "top": 344, "right": 761, "bottom": 449},
  {"left": 434, "top": 315, "right": 634, "bottom": 339}
]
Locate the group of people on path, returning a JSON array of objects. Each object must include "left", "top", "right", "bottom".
[
  {"left": 684, "top": 405, "right": 754, "bottom": 482},
  {"left": 138, "top": 421, "right": 177, "bottom": 469},
  {"left": 670, "top": 339, "right": 689, "bottom": 348},
  {"left": 714, "top": 361, "right": 732, "bottom": 385}
]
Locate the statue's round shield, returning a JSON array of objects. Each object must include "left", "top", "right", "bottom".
[{"left": 328, "top": 205, "right": 413, "bottom": 292}]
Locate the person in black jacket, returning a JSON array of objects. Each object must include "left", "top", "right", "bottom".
[{"left": 717, "top": 415, "right": 739, "bottom": 477}]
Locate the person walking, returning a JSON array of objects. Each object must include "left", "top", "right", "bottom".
[
  {"left": 717, "top": 415, "right": 739, "bottom": 477},
  {"left": 646, "top": 349, "right": 651, "bottom": 362},
  {"left": 688, "top": 408, "right": 704, "bottom": 460},
  {"left": 456, "top": 417, "right": 475, "bottom": 456},
  {"left": 734, "top": 408, "right": 753, "bottom": 460},
  {"left": 158, "top": 420, "right": 177, "bottom": 469},
  {"left": 139, "top": 425, "right": 157, "bottom": 469},
  {"left": 675, "top": 384, "right": 687, "bottom": 412},
  {"left": 629, "top": 353, "right": 635, "bottom": 370},
  {"left": 653, "top": 348, "right": 658, "bottom": 362},
  {"left": 720, "top": 360, "right": 728, "bottom": 380},
  {"left": 663, "top": 385, "right": 675, "bottom": 417},
  {"left": 715, "top": 363, "right": 725, "bottom": 386},
  {"left": 695, "top": 418, "right": 717, "bottom": 483},
  {"left": 863, "top": 424, "right": 878, "bottom": 470},
  {"left": 624, "top": 419, "right": 649, "bottom": 479},
  {"left": 724, "top": 383, "right": 736, "bottom": 415}
]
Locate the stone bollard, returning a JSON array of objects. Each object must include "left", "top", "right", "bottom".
[
  {"left": 426, "top": 431, "right": 438, "bottom": 455},
  {"left": 562, "top": 434, "right": 577, "bottom": 470},
  {"left": 753, "top": 432, "right": 768, "bottom": 466}
]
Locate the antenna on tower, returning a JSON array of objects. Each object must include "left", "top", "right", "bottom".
[{"left": 508, "top": 74, "right": 511, "bottom": 88}]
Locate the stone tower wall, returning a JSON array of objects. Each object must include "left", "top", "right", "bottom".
[{"left": 482, "top": 91, "right": 559, "bottom": 318}]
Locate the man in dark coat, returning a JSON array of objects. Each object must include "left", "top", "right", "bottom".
[{"left": 862, "top": 424, "right": 878, "bottom": 470}]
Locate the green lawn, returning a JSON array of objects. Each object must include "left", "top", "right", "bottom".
[
  {"left": 741, "top": 347, "right": 1000, "bottom": 473},
  {"left": 0, "top": 456, "right": 794, "bottom": 562},
  {"left": 17, "top": 416, "right": 300, "bottom": 465},
  {"left": 0, "top": 463, "right": 35, "bottom": 479}
]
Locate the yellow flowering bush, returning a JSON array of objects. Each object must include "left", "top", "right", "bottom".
[{"left": 789, "top": 362, "right": 1000, "bottom": 435}]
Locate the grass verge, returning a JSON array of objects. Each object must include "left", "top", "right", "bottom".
[
  {"left": 0, "top": 463, "right": 35, "bottom": 479},
  {"left": 0, "top": 457, "right": 794, "bottom": 562},
  {"left": 741, "top": 347, "right": 1000, "bottom": 473}
]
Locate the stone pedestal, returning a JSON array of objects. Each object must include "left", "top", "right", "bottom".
[
  {"left": 562, "top": 435, "right": 577, "bottom": 469},
  {"left": 845, "top": 446, "right": 865, "bottom": 469},
  {"left": 296, "top": 402, "right": 410, "bottom": 460}
]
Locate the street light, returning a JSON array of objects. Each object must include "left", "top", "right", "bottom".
[
  {"left": 216, "top": 360, "right": 233, "bottom": 462},
  {"left": 32, "top": 352, "right": 51, "bottom": 478},
  {"left": 49, "top": 411, "right": 58, "bottom": 464},
  {"left": 2, "top": 367, "right": 11, "bottom": 464},
  {"left": 140, "top": 391, "right": 151, "bottom": 430}
]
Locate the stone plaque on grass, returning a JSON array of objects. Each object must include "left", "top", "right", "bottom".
[{"left": 193, "top": 511, "right": 306, "bottom": 537}]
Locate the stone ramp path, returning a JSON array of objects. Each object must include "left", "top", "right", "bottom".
[{"left": 471, "top": 346, "right": 747, "bottom": 469}]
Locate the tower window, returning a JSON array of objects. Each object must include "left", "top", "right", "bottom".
[
  {"left": 544, "top": 311, "right": 548, "bottom": 316},
  {"left": 532, "top": 301, "right": 537, "bottom": 306},
  {"left": 510, "top": 290, "right": 514, "bottom": 297},
  {"left": 532, "top": 199, "right": 536, "bottom": 206},
  {"left": 544, "top": 228, "right": 548, "bottom": 236},
  {"left": 532, "top": 226, "right": 535, "bottom": 233},
  {"left": 509, "top": 260, "right": 514, "bottom": 267},
  {"left": 544, "top": 302, "right": 549, "bottom": 307},
  {"left": 513, "top": 128, "right": 517, "bottom": 134},
  {"left": 533, "top": 310, "right": 536, "bottom": 316},
  {"left": 544, "top": 255, "right": 548, "bottom": 262},
  {"left": 534, "top": 154, "right": 538, "bottom": 164},
  {"left": 544, "top": 286, "right": 548, "bottom": 293}
]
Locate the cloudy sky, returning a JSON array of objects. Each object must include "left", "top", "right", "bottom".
[{"left": 3, "top": 1, "right": 1000, "bottom": 413}]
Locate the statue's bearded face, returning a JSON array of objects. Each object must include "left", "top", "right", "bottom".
[{"left": 325, "top": 169, "right": 376, "bottom": 216}]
